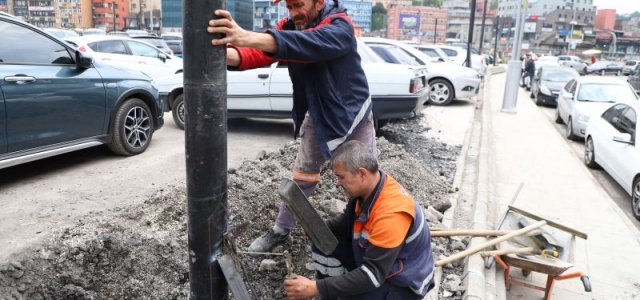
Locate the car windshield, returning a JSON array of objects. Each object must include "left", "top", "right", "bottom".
[
  {"left": 46, "top": 29, "right": 78, "bottom": 38},
  {"left": 626, "top": 61, "right": 637, "bottom": 66},
  {"left": 542, "top": 71, "right": 575, "bottom": 82},
  {"left": 84, "top": 29, "right": 105, "bottom": 35},
  {"left": 356, "top": 40, "right": 385, "bottom": 63},
  {"left": 371, "top": 45, "right": 420, "bottom": 66},
  {"left": 538, "top": 57, "right": 557, "bottom": 63},
  {"left": 416, "top": 47, "right": 440, "bottom": 58},
  {"left": 167, "top": 42, "right": 182, "bottom": 53},
  {"left": 578, "top": 83, "right": 638, "bottom": 102}
]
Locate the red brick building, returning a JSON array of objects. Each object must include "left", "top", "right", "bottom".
[
  {"left": 386, "top": 6, "right": 448, "bottom": 44},
  {"left": 594, "top": 9, "right": 616, "bottom": 31}
]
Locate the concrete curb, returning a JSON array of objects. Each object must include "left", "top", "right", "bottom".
[{"left": 461, "top": 65, "right": 506, "bottom": 300}]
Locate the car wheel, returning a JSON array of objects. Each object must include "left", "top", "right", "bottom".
[
  {"left": 428, "top": 79, "right": 454, "bottom": 106},
  {"left": 172, "top": 94, "right": 185, "bottom": 130},
  {"left": 601, "top": 70, "right": 605, "bottom": 76},
  {"left": 108, "top": 98, "right": 154, "bottom": 156},
  {"left": 555, "top": 108, "right": 563, "bottom": 124},
  {"left": 535, "top": 92, "right": 543, "bottom": 106},
  {"left": 616, "top": 70, "right": 621, "bottom": 76},
  {"left": 566, "top": 118, "right": 579, "bottom": 140},
  {"left": 584, "top": 137, "right": 599, "bottom": 169},
  {"left": 632, "top": 177, "right": 640, "bottom": 221}
]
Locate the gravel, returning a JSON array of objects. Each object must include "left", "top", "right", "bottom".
[{"left": 0, "top": 115, "right": 471, "bottom": 300}]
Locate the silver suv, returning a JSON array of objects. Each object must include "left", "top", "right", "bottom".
[
  {"left": 558, "top": 55, "right": 587, "bottom": 75},
  {"left": 623, "top": 60, "right": 639, "bottom": 75}
]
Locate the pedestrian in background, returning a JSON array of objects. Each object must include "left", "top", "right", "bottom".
[{"left": 207, "top": 0, "right": 379, "bottom": 253}]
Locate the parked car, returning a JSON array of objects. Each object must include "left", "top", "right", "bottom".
[
  {"left": 530, "top": 66, "right": 579, "bottom": 106},
  {"left": 161, "top": 33, "right": 182, "bottom": 41},
  {"left": 108, "top": 31, "right": 130, "bottom": 37},
  {"left": 434, "top": 45, "right": 487, "bottom": 76},
  {"left": 628, "top": 66, "right": 640, "bottom": 93},
  {"left": 64, "top": 35, "right": 183, "bottom": 80},
  {"left": 166, "top": 40, "right": 183, "bottom": 58},
  {"left": 413, "top": 45, "right": 452, "bottom": 63},
  {"left": 361, "top": 37, "right": 482, "bottom": 106},
  {"left": 557, "top": 55, "right": 587, "bottom": 75},
  {"left": 623, "top": 60, "right": 640, "bottom": 76},
  {"left": 83, "top": 28, "right": 106, "bottom": 35},
  {"left": 555, "top": 77, "right": 639, "bottom": 140},
  {"left": 585, "top": 61, "right": 623, "bottom": 76},
  {"left": 0, "top": 13, "right": 164, "bottom": 169},
  {"left": 154, "top": 40, "right": 429, "bottom": 130},
  {"left": 44, "top": 28, "right": 79, "bottom": 38},
  {"left": 130, "top": 35, "right": 174, "bottom": 56},
  {"left": 535, "top": 55, "right": 560, "bottom": 72},
  {"left": 584, "top": 102, "right": 640, "bottom": 220},
  {"left": 125, "top": 29, "right": 149, "bottom": 36}
]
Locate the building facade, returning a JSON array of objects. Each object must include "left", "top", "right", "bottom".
[
  {"left": 92, "top": 0, "right": 126, "bottom": 30},
  {"left": 386, "top": 6, "right": 448, "bottom": 44},
  {"left": 55, "top": 0, "right": 83, "bottom": 28},
  {"left": 252, "top": 0, "right": 287, "bottom": 31},
  {"left": 498, "top": 0, "right": 595, "bottom": 18},
  {"left": 160, "top": 0, "right": 252, "bottom": 33},
  {"left": 161, "top": 0, "right": 180, "bottom": 30},
  {"left": 594, "top": 8, "right": 615, "bottom": 30},
  {"left": 343, "top": 0, "right": 372, "bottom": 32}
]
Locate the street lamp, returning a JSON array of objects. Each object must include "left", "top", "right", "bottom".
[{"left": 568, "top": 20, "right": 577, "bottom": 54}]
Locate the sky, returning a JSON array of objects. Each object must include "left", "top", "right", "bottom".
[{"left": 592, "top": 0, "right": 640, "bottom": 15}]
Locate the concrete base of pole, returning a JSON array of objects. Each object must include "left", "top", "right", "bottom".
[{"left": 500, "top": 60, "right": 522, "bottom": 113}]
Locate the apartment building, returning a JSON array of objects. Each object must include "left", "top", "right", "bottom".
[{"left": 386, "top": 6, "right": 448, "bottom": 43}]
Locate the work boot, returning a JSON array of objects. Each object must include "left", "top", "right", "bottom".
[{"left": 247, "top": 229, "right": 290, "bottom": 252}]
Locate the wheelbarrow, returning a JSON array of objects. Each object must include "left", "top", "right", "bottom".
[{"left": 490, "top": 206, "right": 592, "bottom": 300}]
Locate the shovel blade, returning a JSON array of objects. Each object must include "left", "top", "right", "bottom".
[{"left": 278, "top": 179, "right": 338, "bottom": 255}]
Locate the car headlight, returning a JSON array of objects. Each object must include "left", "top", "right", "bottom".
[
  {"left": 540, "top": 85, "right": 551, "bottom": 95},
  {"left": 578, "top": 114, "right": 590, "bottom": 122},
  {"left": 462, "top": 71, "right": 480, "bottom": 79}
]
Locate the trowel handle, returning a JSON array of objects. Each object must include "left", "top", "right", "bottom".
[
  {"left": 581, "top": 275, "right": 592, "bottom": 292},
  {"left": 485, "top": 256, "right": 496, "bottom": 269}
]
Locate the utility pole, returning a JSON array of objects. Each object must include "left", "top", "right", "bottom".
[
  {"left": 567, "top": 0, "right": 576, "bottom": 55},
  {"left": 467, "top": 0, "right": 477, "bottom": 68},
  {"left": 112, "top": 1, "right": 116, "bottom": 32},
  {"left": 434, "top": 19, "right": 438, "bottom": 44},
  {"left": 493, "top": 15, "right": 500, "bottom": 66},
  {"left": 478, "top": 0, "right": 488, "bottom": 54},
  {"left": 501, "top": 0, "right": 525, "bottom": 113}
]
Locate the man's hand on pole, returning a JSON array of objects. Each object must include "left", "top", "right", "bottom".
[{"left": 208, "top": 10, "right": 250, "bottom": 46}]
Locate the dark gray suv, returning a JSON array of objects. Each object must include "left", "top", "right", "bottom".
[{"left": 0, "top": 13, "right": 164, "bottom": 169}]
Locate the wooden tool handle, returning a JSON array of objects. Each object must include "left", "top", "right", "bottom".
[
  {"left": 480, "top": 247, "right": 536, "bottom": 257},
  {"left": 435, "top": 220, "right": 547, "bottom": 267},
  {"left": 430, "top": 229, "right": 513, "bottom": 237}
]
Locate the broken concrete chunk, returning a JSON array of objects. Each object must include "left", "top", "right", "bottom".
[
  {"left": 442, "top": 274, "right": 462, "bottom": 291},
  {"left": 258, "top": 259, "right": 277, "bottom": 272}
]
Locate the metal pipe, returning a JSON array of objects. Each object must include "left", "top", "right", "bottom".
[
  {"left": 493, "top": 15, "right": 500, "bottom": 66},
  {"left": 183, "top": 0, "right": 228, "bottom": 296},
  {"left": 434, "top": 19, "right": 437, "bottom": 44},
  {"left": 467, "top": 0, "right": 477, "bottom": 68}
]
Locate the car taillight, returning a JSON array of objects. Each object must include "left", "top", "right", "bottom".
[
  {"left": 410, "top": 77, "right": 424, "bottom": 93},
  {"left": 78, "top": 46, "right": 86, "bottom": 52}
]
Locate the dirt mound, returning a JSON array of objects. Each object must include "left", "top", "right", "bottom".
[{"left": 0, "top": 118, "right": 466, "bottom": 300}]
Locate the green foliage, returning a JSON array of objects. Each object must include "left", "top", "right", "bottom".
[
  {"left": 411, "top": 0, "right": 442, "bottom": 7},
  {"left": 371, "top": 2, "right": 387, "bottom": 31},
  {"left": 491, "top": 0, "right": 498, "bottom": 10}
]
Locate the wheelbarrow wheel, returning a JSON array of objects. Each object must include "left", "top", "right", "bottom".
[
  {"left": 581, "top": 275, "right": 592, "bottom": 292},
  {"left": 521, "top": 269, "right": 532, "bottom": 277}
]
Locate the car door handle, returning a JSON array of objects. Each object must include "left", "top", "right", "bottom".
[
  {"left": 258, "top": 74, "right": 269, "bottom": 79},
  {"left": 4, "top": 76, "right": 36, "bottom": 83}
]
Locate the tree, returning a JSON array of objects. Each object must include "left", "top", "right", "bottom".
[
  {"left": 411, "top": 0, "right": 442, "bottom": 7},
  {"left": 491, "top": 0, "right": 498, "bottom": 10},
  {"left": 371, "top": 2, "right": 387, "bottom": 31}
]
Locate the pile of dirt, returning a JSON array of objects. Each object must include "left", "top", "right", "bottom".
[{"left": 0, "top": 117, "right": 468, "bottom": 300}]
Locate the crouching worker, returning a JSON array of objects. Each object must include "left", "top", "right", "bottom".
[{"left": 283, "top": 140, "right": 435, "bottom": 300}]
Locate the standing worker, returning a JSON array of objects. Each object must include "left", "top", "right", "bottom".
[
  {"left": 207, "top": 0, "right": 379, "bottom": 253},
  {"left": 521, "top": 53, "right": 535, "bottom": 90},
  {"left": 283, "top": 141, "right": 435, "bottom": 300}
]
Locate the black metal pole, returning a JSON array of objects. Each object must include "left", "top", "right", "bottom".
[
  {"left": 183, "top": 0, "right": 228, "bottom": 297},
  {"left": 467, "top": 0, "right": 476, "bottom": 68},
  {"left": 112, "top": 2, "right": 116, "bottom": 32},
  {"left": 494, "top": 15, "right": 500, "bottom": 66},
  {"left": 478, "top": 0, "right": 488, "bottom": 54},
  {"left": 433, "top": 19, "right": 437, "bottom": 44}
]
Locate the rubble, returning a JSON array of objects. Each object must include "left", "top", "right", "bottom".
[{"left": 0, "top": 116, "right": 470, "bottom": 300}]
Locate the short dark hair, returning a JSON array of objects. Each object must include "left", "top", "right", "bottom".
[{"left": 329, "top": 140, "right": 379, "bottom": 174}]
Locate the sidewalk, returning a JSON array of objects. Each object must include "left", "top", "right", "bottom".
[{"left": 469, "top": 70, "right": 640, "bottom": 299}]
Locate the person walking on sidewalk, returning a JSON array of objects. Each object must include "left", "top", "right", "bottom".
[
  {"left": 207, "top": 0, "right": 379, "bottom": 253},
  {"left": 283, "top": 141, "right": 435, "bottom": 300},
  {"left": 521, "top": 53, "right": 535, "bottom": 89}
]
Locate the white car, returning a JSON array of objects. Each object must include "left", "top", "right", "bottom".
[
  {"left": 584, "top": 102, "right": 640, "bottom": 220},
  {"left": 413, "top": 45, "right": 452, "bottom": 63},
  {"left": 360, "top": 37, "right": 482, "bottom": 106},
  {"left": 535, "top": 55, "right": 560, "bottom": 72},
  {"left": 432, "top": 45, "right": 487, "bottom": 76},
  {"left": 555, "top": 77, "right": 639, "bottom": 140},
  {"left": 64, "top": 35, "right": 183, "bottom": 80},
  {"left": 154, "top": 41, "right": 429, "bottom": 130}
]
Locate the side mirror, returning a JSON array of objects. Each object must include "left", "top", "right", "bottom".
[
  {"left": 613, "top": 133, "right": 633, "bottom": 145},
  {"left": 75, "top": 50, "right": 92, "bottom": 69},
  {"left": 438, "top": 58, "right": 445, "bottom": 62},
  {"left": 562, "top": 92, "right": 573, "bottom": 99},
  {"left": 159, "top": 52, "right": 167, "bottom": 62}
]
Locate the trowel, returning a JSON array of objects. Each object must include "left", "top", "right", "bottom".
[{"left": 277, "top": 179, "right": 338, "bottom": 255}]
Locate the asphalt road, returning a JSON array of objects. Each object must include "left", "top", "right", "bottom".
[
  {"left": 523, "top": 76, "right": 640, "bottom": 232},
  {"left": 0, "top": 113, "right": 294, "bottom": 263}
]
